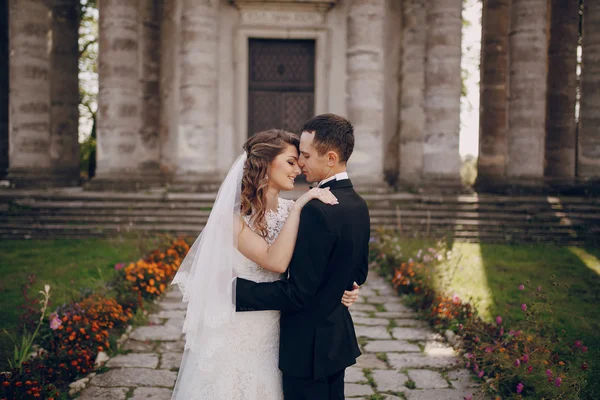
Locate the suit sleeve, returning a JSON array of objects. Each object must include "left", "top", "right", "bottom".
[
  {"left": 235, "top": 203, "right": 333, "bottom": 312},
  {"left": 355, "top": 208, "right": 370, "bottom": 286}
]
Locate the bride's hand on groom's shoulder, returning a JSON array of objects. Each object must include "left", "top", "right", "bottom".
[
  {"left": 342, "top": 282, "right": 360, "bottom": 308},
  {"left": 295, "top": 187, "right": 338, "bottom": 209}
]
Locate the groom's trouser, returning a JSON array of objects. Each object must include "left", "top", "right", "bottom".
[{"left": 282, "top": 369, "right": 345, "bottom": 400}]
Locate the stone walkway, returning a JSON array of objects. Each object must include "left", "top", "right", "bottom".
[{"left": 77, "top": 273, "right": 484, "bottom": 399}]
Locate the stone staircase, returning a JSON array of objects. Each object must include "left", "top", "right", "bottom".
[{"left": 1, "top": 188, "right": 599, "bottom": 246}]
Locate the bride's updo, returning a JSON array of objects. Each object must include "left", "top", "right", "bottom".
[{"left": 241, "top": 129, "right": 299, "bottom": 238}]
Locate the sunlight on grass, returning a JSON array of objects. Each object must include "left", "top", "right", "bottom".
[
  {"left": 569, "top": 247, "right": 600, "bottom": 275},
  {"left": 433, "top": 242, "right": 494, "bottom": 321}
]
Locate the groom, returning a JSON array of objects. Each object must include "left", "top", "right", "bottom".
[{"left": 235, "top": 114, "right": 371, "bottom": 400}]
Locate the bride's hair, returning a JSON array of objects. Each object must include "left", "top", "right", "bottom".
[{"left": 241, "top": 129, "right": 299, "bottom": 238}]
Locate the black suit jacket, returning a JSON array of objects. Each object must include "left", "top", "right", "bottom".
[{"left": 235, "top": 179, "right": 370, "bottom": 380}]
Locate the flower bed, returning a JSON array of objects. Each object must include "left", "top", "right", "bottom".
[
  {"left": 370, "top": 229, "right": 592, "bottom": 400},
  {"left": 1, "top": 238, "right": 190, "bottom": 400}
]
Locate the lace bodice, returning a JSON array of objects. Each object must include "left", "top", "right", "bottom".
[{"left": 234, "top": 198, "right": 295, "bottom": 283}]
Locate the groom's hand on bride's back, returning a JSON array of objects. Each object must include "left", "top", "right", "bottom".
[{"left": 341, "top": 282, "right": 360, "bottom": 307}]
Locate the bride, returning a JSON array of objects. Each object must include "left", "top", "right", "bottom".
[{"left": 171, "top": 129, "right": 360, "bottom": 399}]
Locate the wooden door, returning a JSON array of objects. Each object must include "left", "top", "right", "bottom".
[{"left": 248, "top": 39, "right": 315, "bottom": 137}]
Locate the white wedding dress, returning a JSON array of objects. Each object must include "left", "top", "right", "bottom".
[{"left": 175, "top": 198, "right": 294, "bottom": 400}]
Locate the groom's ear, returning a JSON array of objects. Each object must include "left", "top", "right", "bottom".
[{"left": 327, "top": 151, "right": 340, "bottom": 166}]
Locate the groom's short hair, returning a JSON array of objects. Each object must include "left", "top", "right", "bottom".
[{"left": 301, "top": 114, "right": 354, "bottom": 163}]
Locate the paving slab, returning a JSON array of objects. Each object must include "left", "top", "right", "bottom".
[
  {"left": 129, "top": 325, "right": 183, "bottom": 341},
  {"left": 90, "top": 368, "right": 177, "bottom": 388},
  {"left": 407, "top": 369, "right": 449, "bottom": 389},
  {"left": 372, "top": 369, "right": 409, "bottom": 392},
  {"left": 363, "top": 340, "right": 421, "bottom": 353},
  {"left": 355, "top": 325, "right": 392, "bottom": 340},
  {"left": 106, "top": 353, "right": 159, "bottom": 369},
  {"left": 130, "top": 387, "right": 173, "bottom": 400}
]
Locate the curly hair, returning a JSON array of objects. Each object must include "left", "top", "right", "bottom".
[{"left": 241, "top": 129, "right": 300, "bottom": 238}]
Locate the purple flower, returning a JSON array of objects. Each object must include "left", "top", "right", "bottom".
[
  {"left": 521, "top": 303, "right": 527, "bottom": 311},
  {"left": 477, "top": 370, "right": 484, "bottom": 378},
  {"left": 474, "top": 336, "right": 480, "bottom": 343},
  {"left": 518, "top": 284, "right": 525, "bottom": 291},
  {"left": 464, "top": 396, "right": 473, "bottom": 400},
  {"left": 537, "top": 285, "right": 542, "bottom": 292},
  {"left": 574, "top": 340, "right": 582, "bottom": 349},
  {"left": 522, "top": 354, "right": 529, "bottom": 363},
  {"left": 466, "top": 353, "right": 474, "bottom": 359},
  {"left": 546, "top": 369, "right": 553, "bottom": 378},
  {"left": 555, "top": 377, "right": 562, "bottom": 387},
  {"left": 582, "top": 346, "right": 588, "bottom": 353},
  {"left": 496, "top": 316, "right": 503, "bottom": 325},
  {"left": 499, "top": 328, "right": 504, "bottom": 336},
  {"left": 452, "top": 294, "right": 460, "bottom": 304},
  {"left": 517, "top": 382, "right": 524, "bottom": 393},
  {"left": 473, "top": 364, "right": 479, "bottom": 372},
  {"left": 114, "top": 263, "right": 125, "bottom": 271},
  {"left": 527, "top": 366, "right": 533, "bottom": 373},
  {"left": 514, "top": 359, "right": 521, "bottom": 367},
  {"left": 485, "top": 347, "right": 493, "bottom": 353},
  {"left": 465, "top": 361, "right": 470, "bottom": 368}
]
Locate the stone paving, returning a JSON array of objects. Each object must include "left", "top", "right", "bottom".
[{"left": 77, "top": 273, "right": 485, "bottom": 399}]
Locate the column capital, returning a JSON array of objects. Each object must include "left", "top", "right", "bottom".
[{"left": 229, "top": 0, "right": 339, "bottom": 12}]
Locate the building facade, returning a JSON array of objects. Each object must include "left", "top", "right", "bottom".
[{"left": 1, "top": 0, "right": 599, "bottom": 192}]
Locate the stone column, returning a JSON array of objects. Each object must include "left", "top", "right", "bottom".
[
  {"left": 139, "top": 0, "right": 161, "bottom": 172},
  {"left": 398, "top": 0, "right": 426, "bottom": 187},
  {"left": 544, "top": 0, "right": 578, "bottom": 182},
  {"left": 0, "top": 0, "right": 8, "bottom": 179},
  {"left": 346, "top": 0, "right": 386, "bottom": 190},
  {"left": 475, "top": 0, "right": 510, "bottom": 190},
  {"left": 93, "top": 0, "right": 160, "bottom": 189},
  {"left": 578, "top": 0, "right": 600, "bottom": 179},
  {"left": 506, "top": 0, "right": 549, "bottom": 184},
  {"left": 422, "top": 0, "right": 462, "bottom": 186},
  {"left": 49, "top": 0, "right": 80, "bottom": 186},
  {"left": 7, "top": 0, "right": 52, "bottom": 186},
  {"left": 171, "top": 0, "right": 220, "bottom": 188}
]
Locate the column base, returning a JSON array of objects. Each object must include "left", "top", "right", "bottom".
[{"left": 6, "top": 167, "right": 80, "bottom": 188}]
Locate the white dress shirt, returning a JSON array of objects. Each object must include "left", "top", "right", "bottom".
[{"left": 317, "top": 172, "right": 349, "bottom": 187}]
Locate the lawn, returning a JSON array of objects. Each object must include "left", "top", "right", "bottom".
[
  {"left": 0, "top": 234, "right": 173, "bottom": 371},
  {"left": 386, "top": 236, "right": 600, "bottom": 398}
]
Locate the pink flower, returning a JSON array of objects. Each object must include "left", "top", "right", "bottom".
[
  {"left": 466, "top": 353, "right": 474, "bottom": 359},
  {"left": 546, "top": 369, "right": 553, "bottom": 378},
  {"left": 496, "top": 316, "right": 503, "bottom": 325},
  {"left": 574, "top": 340, "right": 582, "bottom": 349},
  {"left": 582, "top": 346, "right": 588, "bottom": 353},
  {"left": 464, "top": 396, "right": 472, "bottom": 400},
  {"left": 478, "top": 370, "right": 484, "bottom": 378},
  {"left": 537, "top": 285, "right": 541, "bottom": 292},
  {"left": 485, "top": 347, "right": 493, "bottom": 353},
  {"left": 473, "top": 364, "right": 479, "bottom": 372},
  {"left": 517, "top": 382, "right": 524, "bottom": 393},
  {"left": 499, "top": 328, "right": 504, "bottom": 336},
  {"left": 466, "top": 361, "right": 470, "bottom": 368},
  {"left": 49, "top": 316, "right": 62, "bottom": 330},
  {"left": 527, "top": 366, "right": 533, "bottom": 373},
  {"left": 522, "top": 354, "right": 529, "bottom": 363},
  {"left": 452, "top": 294, "right": 460, "bottom": 304},
  {"left": 555, "top": 377, "right": 562, "bottom": 387},
  {"left": 474, "top": 336, "right": 480, "bottom": 343},
  {"left": 518, "top": 284, "right": 525, "bottom": 291},
  {"left": 114, "top": 263, "right": 125, "bottom": 271},
  {"left": 521, "top": 303, "right": 527, "bottom": 311},
  {"left": 514, "top": 359, "right": 521, "bottom": 367},
  {"left": 458, "top": 324, "right": 463, "bottom": 331}
]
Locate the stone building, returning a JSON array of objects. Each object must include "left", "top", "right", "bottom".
[{"left": 1, "top": 0, "right": 599, "bottom": 192}]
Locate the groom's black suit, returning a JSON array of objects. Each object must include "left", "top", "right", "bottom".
[{"left": 235, "top": 178, "right": 370, "bottom": 400}]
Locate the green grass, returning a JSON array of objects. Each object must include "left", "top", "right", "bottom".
[
  {"left": 387, "top": 237, "right": 600, "bottom": 398},
  {"left": 0, "top": 234, "right": 171, "bottom": 371}
]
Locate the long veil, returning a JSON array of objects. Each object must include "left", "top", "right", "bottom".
[{"left": 170, "top": 153, "right": 246, "bottom": 398}]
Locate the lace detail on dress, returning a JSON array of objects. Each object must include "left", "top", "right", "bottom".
[{"left": 173, "top": 197, "right": 294, "bottom": 400}]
